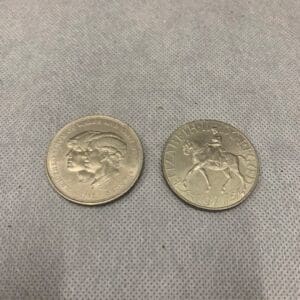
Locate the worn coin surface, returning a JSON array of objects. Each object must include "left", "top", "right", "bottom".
[
  {"left": 162, "top": 120, "right": 259, "bottom": 210},
  {"left": 47, "top": 116, "right": 143, "bottom": 205}
]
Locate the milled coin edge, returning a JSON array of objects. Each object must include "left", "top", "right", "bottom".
[
  {"left": 162, "top": 119, "right": 260, "bottom": 211},
  {"left": 46, "top": 115, "right": 144, "bottom": 206}
]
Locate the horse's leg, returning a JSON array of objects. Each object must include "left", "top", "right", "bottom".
[
  {"left": 199, "top": 167, "right": 211, "bottom": 191},
  {"left": 231, "top": 166, "right": 246, "bottom": 192},
  {"left": 183, "top": 164, "right": 199, "bottom": 187},
  {"left": 222, "top": 168, "right": 232, "bottom": 193}
]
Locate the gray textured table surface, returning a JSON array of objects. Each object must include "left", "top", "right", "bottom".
[{"left": 0, "top": 1, "right": 299, "bottom": 299}]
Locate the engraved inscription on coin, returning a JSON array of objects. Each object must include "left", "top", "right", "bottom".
[
  {"left": 47, "top": 116, "right": 143, "bottom": 205},
  {"left": 162, "top": 120, "right": 259, "bottom": 210}
]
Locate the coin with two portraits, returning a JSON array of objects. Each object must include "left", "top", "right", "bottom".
[
  {"left": 162, "top": 120, "right": 259, "bottom": 210},
  {"left": 46, "top": 116, "right": 143, "bottom": 205}
]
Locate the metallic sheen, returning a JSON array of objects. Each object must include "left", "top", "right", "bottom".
[
  {"left": 47, "top": 116, "right": 143, "bottom": 205},
  {"left": 162, "top": 120, "right": 259, "bottom": 210}
]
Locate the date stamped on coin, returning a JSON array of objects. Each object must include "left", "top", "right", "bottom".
[
  {"left": 46, "top": 116, "right": 144, "bottom": 205},
  {"left": 163, "top": 120, "right": 259, "bottom": 210}
]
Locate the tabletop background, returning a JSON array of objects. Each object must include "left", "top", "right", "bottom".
[{"left": 0, "top": 1, "right": 299, "bottom": 299}]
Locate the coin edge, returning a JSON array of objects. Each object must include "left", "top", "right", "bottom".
[
  {"left": 46, "top": 115, "right": 144, "bottom": 206},
  {"left": 162, "top": 119, "right": 260, "bottom": 211}
]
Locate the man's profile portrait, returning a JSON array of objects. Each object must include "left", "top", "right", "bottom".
[{"left": 66, "top": 131, "right": 127, "bottom": 187}]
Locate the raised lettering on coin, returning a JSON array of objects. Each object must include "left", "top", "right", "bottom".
[
  {"left": 162, "top": 120, "right": 259, "bottom": 210},
  {"left": 46, "top": 116, "right": 143, "bottom": 205}
]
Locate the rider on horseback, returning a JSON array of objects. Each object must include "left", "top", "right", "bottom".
[{"left": 206, "top": 128, "right": 226, "bottom": 166}]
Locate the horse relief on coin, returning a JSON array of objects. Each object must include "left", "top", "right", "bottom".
[
  {"left": 163, "top": 120, "right": 259, "bottom": 210},
  {"left": 47, "top": 116, "right": 143, "bottom": 205}
]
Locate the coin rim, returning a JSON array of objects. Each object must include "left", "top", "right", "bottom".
[
  {"left": 46, "top": 115, "right": 144, "bottom": 206},
  {"left": 162, "top": 119, "right": 260, "bottom": 211}
]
